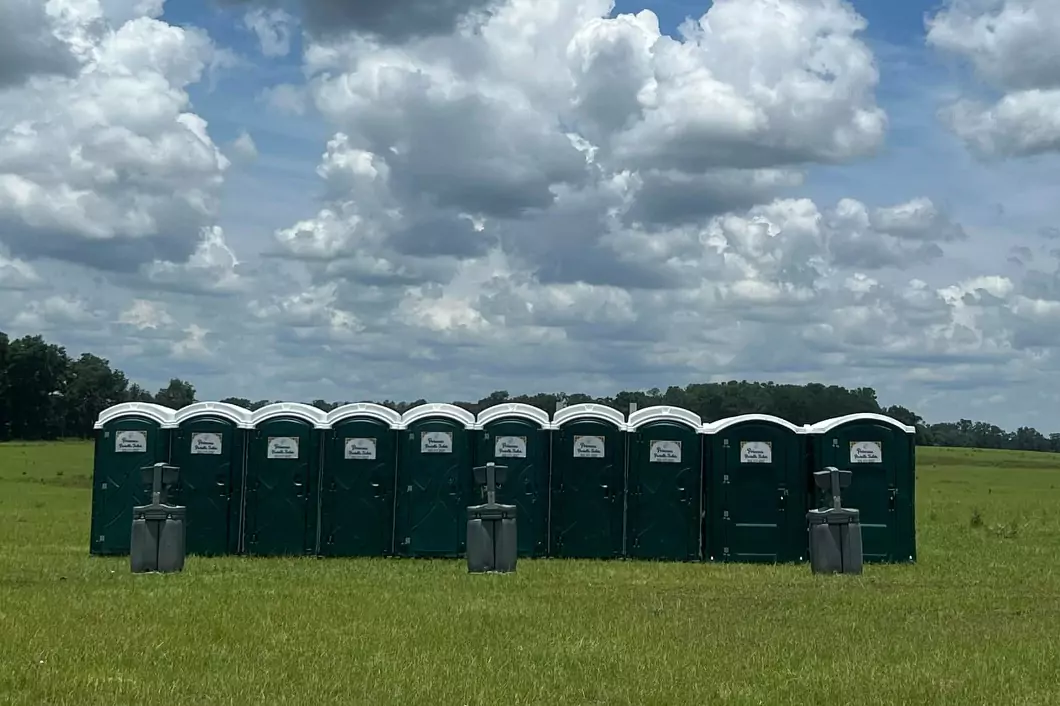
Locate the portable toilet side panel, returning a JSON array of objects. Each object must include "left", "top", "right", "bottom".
[
  {"left": 903, "top": 439, "right": 916, "bottom": 562},
  {"left": 90, "top": 403, "right": 174, "bottom": 555},
  {"left": 170, "top": 403, "right": 249, "bottom": 556},
  {"left": 626, "top": 406, "right": 703, "bottom": 562},
  {"left": 707, "top": 415, "right": 806, "bottom": 563},
  {"left": 810, "top": 413, "right": 916, "bottom": 563},
  {"left": 321, "top": 407, "right": 400, "bottom": 558},
  {"left": 243, "top": 406, "right": 323, "bottom": 556},
  {"left": 395, "top": 405, "right": 474, "bottom": 558},
  {"left": 475, "top": 403, "right": 551, "bottom": 558},
  {"left": 549, "top": 405, "right": 626, "bottom": 559}
]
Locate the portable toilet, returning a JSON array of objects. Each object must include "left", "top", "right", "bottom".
[
  {"left": 90, "top": 403, "right": 175, "bottom": 555},
  {"left": 704, "top": 414, "right": 807, "bottom": 563},
  {"left": 320, "top": 403, "right": 402, "bottom": 558},
  {"left": 167, "top": 402, "right": 251, "bottom": 556},
  {"left": 549, "top": 403, "right": 627, "bottom": 559},
  {"left": 807, "top": 413, "right": 916, "bottom": 563},
  {"left": 625, "top": 405, "right": 704, "bottom": 562},
  {"left": 475, "top": 402, "right": 553, "bottom": 557},
  {"left": 394, "top": 403, "right": 476, "bottom": 558},
  {"left": 243, "top": 402, "right": 329, "bottom": 556}
]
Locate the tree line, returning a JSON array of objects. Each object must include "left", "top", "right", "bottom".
[{"left": 0, "top": 330, "right": 1052, "bottom": 452}]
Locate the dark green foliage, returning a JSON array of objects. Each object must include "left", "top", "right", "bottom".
[
  {"left": 0, "top": 330, "right": 195, "bottom": 439},
  {"left": 153, "top": 378, "right": 196, "bottom": 410},
  {"left": 0, "top": 328, "right": 1052, "bottom": 449}
]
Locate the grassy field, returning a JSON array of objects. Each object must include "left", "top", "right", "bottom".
[{"left": 2, "top": 442, "right": 1060, "bottom": 705}]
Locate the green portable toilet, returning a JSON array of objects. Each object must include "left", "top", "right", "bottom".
[
  {"left": 704, "top": 414, "right": 807, "bottom": 563},
  {"left": 626, "top": 405, "right": 704, "bottom": 562},
  {"left": 808, "top": 413, "right": 916, "bottom": 563},
  {"left": 549, "top": 403, "right": 627, "bottom": 559},
  {"left": 394, "top": 403, "right": 476, "bottom": 558},
  {"left": 243, "top": 402, "right": 328, "bottom": 556},
  {"left": 90, "top": 403, "right": 175, "bottom": 555},
  {"left": 319, "top": 403, "right": 401, "bottom": 558},
  {"left": 168, "top": 402, "right": 250, "bottom": 556},
  {"left": 474, "top": 402, "right": 552, "bottom": 557}
]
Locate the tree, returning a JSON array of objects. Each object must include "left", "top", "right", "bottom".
[
  {"left": 154, "top": 378, "right": 196, "bottom": 410},
  {"left": 125, "top": 383, "right": 155, "bottom": 403},
  {"left": 5, "top": 335, "right": 70, "bottom": 440},
  {"left": 0, "top": 328, "right": 1057, "bottom": 451},
  {"left": 65, "top": 354, "right": 129, "bottom": 437},
  {"left": 0, "top": 331, "right": 8, "bottom": 441}
]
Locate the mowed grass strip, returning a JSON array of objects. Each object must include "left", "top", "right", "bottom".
[{"left": 2, "top": 442, "right": 1060, "bottom": 705}]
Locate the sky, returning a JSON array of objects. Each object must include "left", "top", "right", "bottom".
[{"left": 2, "top": 0, "right": 1060, "bottom": 431}]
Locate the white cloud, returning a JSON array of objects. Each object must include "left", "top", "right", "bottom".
[
  {"left": 302, "top": 0, "right": 883, "bottom": 226},
  {"left": 0, "top": 255, "right": 42, "bottom": 290},
  {"left": 0, "top": 0, "right": 80, "bottom": 88},
  {"left": 0, "top": 2, "right": 231, "bottom": 272},
  {"left": 171, "top": 323, "right": 212, "bottom": 360},
  {"left": 230, "top": 130, "right": 259, "bottom": 160},
  {"left": 242, "top": 7, "right": 295, "bottom": 57},
  {"left": 569, "top": 2, "right": 885, "bottom": 170},
  {"left": 143, "top": 226, "right": 245, "bottom": 294},
  {"left": 223, "top": 0, "right": 1047, "bottom": 424},
  {"left": 239, "top": 0, "right": 497, "bottom": 42},
  {"left": 928, "top": 0, "right": 1060, "bottom": 157},
  {"left": 118, "top": 299, "right": 176, "bottom": 330},
  {"left": 6, "top": 0, "right": 1060, "bottom": 433},
  {"left": 12, "top": 295, "right": 98, "bottom": 331}
]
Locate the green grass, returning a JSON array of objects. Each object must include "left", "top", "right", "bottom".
[{"left": 2, "top": 442, "right": 1060, "bottom": 705}]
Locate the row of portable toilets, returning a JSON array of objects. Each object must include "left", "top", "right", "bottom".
[{"left": 88, "top": 401, "right": 917, "bottom": 564}]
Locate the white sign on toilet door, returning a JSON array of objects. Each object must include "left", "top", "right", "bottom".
[
  {"left": 190, "top": 432, "right": 223, "bottom": 455},
  {"left": 739, "top": 441, "right": 772, "bottom": 464},
  {"left": 649, "top": 440, "right": 681, "bottom": 463},
  {"left": 495, "top": 436, "right": 527, "bottom": 458},
  {"left": 345, "top": 437, "right": 377, "bottom": 460},
  {"left": 849, "top": 441, "right": 882, "bottom": 463},
  {"left": 573, "top": 435, "right": 605, "bottom": 458},
  {"left": 267, "top": 436, "right": 299, "bottom": 459},
  {"left": 421, "top": 431, "right": 453, "bottom": 454},
  {"left": 115, "top": 430, "right": 147, "bottom": 453}
]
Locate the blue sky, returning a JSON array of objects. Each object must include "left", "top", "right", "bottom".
[
  {"left": 169, "top": 0, "right": 1014, "bottom": 261},
  {"left": 164, "top": 0, "right": 1031, "bottom": 312},
  {"left": 5, "top": 0, "right": 1060, "bottom": 430}
]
